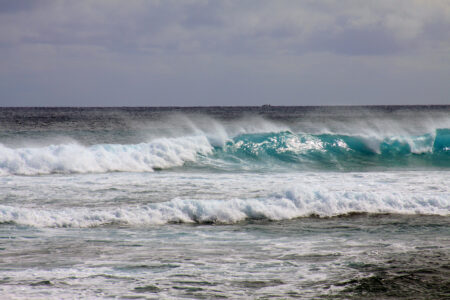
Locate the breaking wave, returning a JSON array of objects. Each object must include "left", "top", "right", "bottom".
[
  {"left": 213, "top": 129, "right": 450, "bottom": 170},
  {"left": 0, "top": 129, "right": 449, "bottom": 175},
  {"left": 0, "top": 187, "right": 448, "bottom": 228},
  {"left": 0, "top": 136, "right": 212, "bottom": 175}
]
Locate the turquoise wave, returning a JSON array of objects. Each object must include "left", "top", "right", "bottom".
[
  {"left": 1, "top": 129, "right": 449, "bottom": 175},
  {"left": 202, "top": 129, "right": 450, "bottom": 171}
]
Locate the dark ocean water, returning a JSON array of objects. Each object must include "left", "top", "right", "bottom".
[{"left": 0, "top": 106, "right": 449, "bottom": 299}]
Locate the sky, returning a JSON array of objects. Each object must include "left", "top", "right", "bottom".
[{"left": 1, "top": 0, "right": 450, "bottom": 106}]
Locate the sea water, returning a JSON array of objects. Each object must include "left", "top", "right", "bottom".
[{"left": 0, "top": 106, "right": 449, "bottom": 299}]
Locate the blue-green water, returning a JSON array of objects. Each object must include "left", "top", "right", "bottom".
[{"left": 0, "top": 106, "right": 449, "bottom": 298}]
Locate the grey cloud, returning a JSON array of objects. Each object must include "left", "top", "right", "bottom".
[
  {"left": 307, "top": 27, "right": 404, "bottom": 56},
  {"left": 0, "top": 0, "right": 46, "bottom": 14},
  {"left": 2, "top": 1, "right": 450, "bottom": 56},
  {"left": 423, "top": 20, "right": 450, "bottom": 45},
  {"left": 181, "top": 1, "right": 225, "bottom": 28},
  {"left": 0, "top": 0, "right": 449, "bottom": 106}
]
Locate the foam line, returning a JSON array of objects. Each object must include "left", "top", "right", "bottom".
[{"left": 1, "top": 188, "right": 448, "bottom": 227}]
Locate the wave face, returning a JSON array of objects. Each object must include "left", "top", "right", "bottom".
[
  {"left": 1, "top": 187, "right": 448, "bottom": 227},
  {"left": 213, "top": 129, "right": 450, "bottom": 170},
  {"left": 0, "top": 106, "right": 449, "bottom": 175}
]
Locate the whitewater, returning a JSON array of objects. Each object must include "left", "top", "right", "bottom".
[{"left": 0, "top": 106, "right": 449, "bottom": 299}]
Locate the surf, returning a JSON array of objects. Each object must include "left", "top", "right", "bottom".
[
  {"left": 0, "top": 129, "right": 449, "bottom": 175},
  {"left": 0, "top": 136, "right": 212, "bottom": 175},
  {"left": 1, "top": 185, "right": 448, "bottom": 228}
]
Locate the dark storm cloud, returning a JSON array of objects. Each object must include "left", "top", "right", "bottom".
[{"left": 0, "top": 0, "right": 449, "bottom": 106}]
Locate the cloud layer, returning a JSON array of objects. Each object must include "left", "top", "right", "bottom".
[{"left": 1, "top": 0, "right": 449, "bottom": 106}]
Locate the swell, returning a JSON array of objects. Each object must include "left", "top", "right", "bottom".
[{"left": 1, "top": 188, "right": 448, "bottom": 228}]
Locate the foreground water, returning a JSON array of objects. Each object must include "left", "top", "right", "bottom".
[{"left": 0, "top": 106, "right": 449, "bottom": 298}]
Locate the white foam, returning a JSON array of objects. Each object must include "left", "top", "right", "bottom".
[
  {"left": 1, "top": 188, "right": 448, "bottom": 228},
  {"left": 0, "top": 136, "right": 212, "bottom": 175},
  {"left": 277, "top": 135, "right": 325, "bottom": 153}
]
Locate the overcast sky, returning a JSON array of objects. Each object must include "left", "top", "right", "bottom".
[{"left": 1, "top": 0, "right": 450, "bottom": 106}]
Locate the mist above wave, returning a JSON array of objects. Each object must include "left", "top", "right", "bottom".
[
  {"left": 1, "top": 107, "right": 450, "bottom": 175},
  {"left": 2, "top": 107, "right": 450, "bottom": 146}
]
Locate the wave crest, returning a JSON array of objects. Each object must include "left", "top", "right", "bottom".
[
  {"left": 1, "top": 129, "right": 449, "bottom": 175},
  {"left": 0, "top": 136, "right": 212, "bottom": 175}
]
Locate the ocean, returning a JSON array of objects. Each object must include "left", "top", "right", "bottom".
[{"left": 0, "top": 106, "right": 449, "bottom": 299}]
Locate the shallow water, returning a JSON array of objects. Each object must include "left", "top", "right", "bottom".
[{"left": 1, "top": 213, "right": 448, "bottom": 299}]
